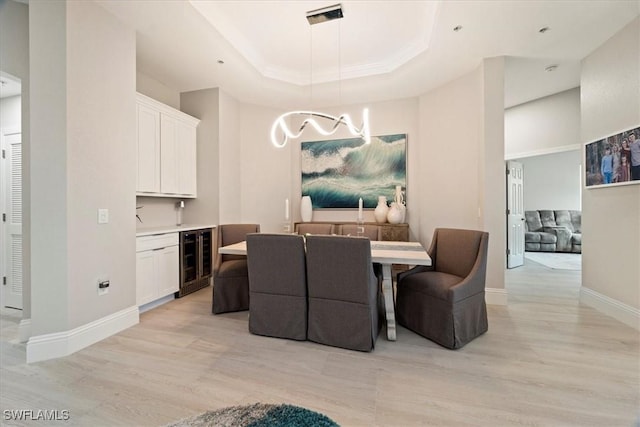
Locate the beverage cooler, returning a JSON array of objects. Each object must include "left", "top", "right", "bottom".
[{"left": 177, "top": 228, "right": 213, "bottom": 297}]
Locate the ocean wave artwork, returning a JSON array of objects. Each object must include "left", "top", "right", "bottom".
[{"left": 301, "top": 134, "right": 407, "bottom": 208}]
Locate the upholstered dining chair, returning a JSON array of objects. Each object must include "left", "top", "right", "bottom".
[
  {"left": 396, "top": 228, "right": 489, "bottom": 349},
  {"left": 212, "top": 223, "right": 260, "bottom": 314},
  {"left": 305, "top": 235, "right": 382, "bottom": 352},
  {"left": 295, "top": 223, "right": 335, "bottom": 235},
  {"left": 246, "top": 233, "right": 308, "bottom": 341},
  {"left": 339, "top": 224, "right": 380, "bottom": 240}
]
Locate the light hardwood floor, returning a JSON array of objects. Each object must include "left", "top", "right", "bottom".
[{"left": 1, "top": 258, "right": 638, "bottom": 426}]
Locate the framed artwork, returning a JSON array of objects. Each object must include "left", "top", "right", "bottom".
[
  {"left": 584, "top": 125, "right": 640, "bottom": 188},
  {"left": 301, "top": 133, "right": 407, "bottom": 208}
]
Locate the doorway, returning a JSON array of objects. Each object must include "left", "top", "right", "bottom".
[{"left": 0, "top": 72, "right": 23, "bottom": 310}]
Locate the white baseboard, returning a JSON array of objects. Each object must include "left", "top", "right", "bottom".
[
  {"left": 139, "top": 294, "right": 175, "bottom": 314},
  {"left": 580, "top": 287, "right": 640, "bottom": 331},
  {"left": 486, "top": 287, "right": 508, "bottom": 305},
  {"left": 18, "top": 318, "right": 31, "bottom": 343},
  {"left": 26, "top": 305, "right": 140, "bottom": 363}
]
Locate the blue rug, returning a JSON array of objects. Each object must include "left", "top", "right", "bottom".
[{"left": 166, "top": 403, "right": 339, "bottom": 427}]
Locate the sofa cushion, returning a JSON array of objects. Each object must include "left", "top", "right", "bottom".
[
  {"left": 554, "top": 210, "right": 575, "bottom": 232},
  {"left": 539, "top": 210, "right": 557, "bottom": 228},
  {"left": 539, "top": 232, "right": 557, "bottom": 244},
  {"left": 525, "top": 232, "right": 541, "bottom": 243},
  {"left": 570, "top": 210, "right": 582, "bottom": 233},
  {"left": 525, "top": 211, "right": 543, "bottom": 232},
  {"left": 572, "top": 233, "right": 582, "bottom": 245}
]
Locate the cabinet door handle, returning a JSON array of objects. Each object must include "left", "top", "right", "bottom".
[{"left": 152, "top": 247, "right": 165, "bottom": 251}]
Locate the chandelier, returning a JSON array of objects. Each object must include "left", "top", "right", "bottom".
[{"left": 270, "top": 4, "right": 371, "bottom": 148}]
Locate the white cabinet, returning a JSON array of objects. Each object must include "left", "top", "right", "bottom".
[
  {"left": 136, "top": 93, "right": 199, "bottom": 198},
  {"left": 136, "top": 233, "right": 179, "bottom": 306},
  {"left": 136, "top": 103, "right": 161, "bottom": 193}
]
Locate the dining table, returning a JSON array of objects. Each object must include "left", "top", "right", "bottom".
[{"left": 218, "top": 238, "right": 432, "bottom": 341}]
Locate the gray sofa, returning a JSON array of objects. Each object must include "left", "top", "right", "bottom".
[{"left": 524, "top": 210, "right": 581, "bottom": 253}]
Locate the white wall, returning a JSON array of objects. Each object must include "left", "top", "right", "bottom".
[
  {"left": 180, "top": 88, "right": 220, "bottom": 225},
  {"left": 517, "top": 150, "right": 582, "bottom": 211},
  {"left": 29, "top": 0, "right": 137, "bottom": 345},
  {"left": 219, "top": 90, "right": 242, "bottom": 224},
  {"left": 505, "top": 87, "right": 581, "bottom": 159},
  {"left": 0, "top": 95, "right": 21, "bottom": 130},
  {"left": 136, "top": 71, "right": 180, "bottom": 110},
  {"left": 239, "top": 102, "right": 292, "bottom": 231},
  {"left": 581, "top": 17, "right": 640, "bottom": 319}
]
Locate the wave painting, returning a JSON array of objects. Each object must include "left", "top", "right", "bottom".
[{"left": 301, "top": 134, "right": 407, "bottom": 208}]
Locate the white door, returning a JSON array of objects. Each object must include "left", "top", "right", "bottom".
[
  {"left": 2, "top": 133, "right": 23, "bottom": 308},
  {"left": 507, "top": 160, "right": 525, "bottom": 269}
]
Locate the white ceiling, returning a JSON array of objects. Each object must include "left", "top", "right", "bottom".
[{"left": 97, "top": 0, "right": 639, "bottom": 109}]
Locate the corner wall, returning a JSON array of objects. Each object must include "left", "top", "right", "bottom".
[
  {"left": 580, "top": 16, "right": 640, "bottom": 328},
  {"left": 28, "top": 0, "right": 138, "bottom": 362}
]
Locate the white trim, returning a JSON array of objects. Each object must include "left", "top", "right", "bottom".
[
  {"left": 486, "top": 287, "right": 508, "bottom": 305},
  {"left": 505, "top": 143, "right": 580, "bottom": 160},
  {"left": 26, "top": 306, "right": 139, "bottom": 363},
  {"left": 18, "top": 317, "right": 31, "bottom": 343},
  {"left": 139, "top": 294, "right": 175, "bottom": 314},
  {"left": 580, "top": 287, "right": 640, "bottom": 331}
]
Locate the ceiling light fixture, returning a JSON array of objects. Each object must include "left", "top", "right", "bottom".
[{"left": 270, "top": 3, "right": 371, "bottom": 148}]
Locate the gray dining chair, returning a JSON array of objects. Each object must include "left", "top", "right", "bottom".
[
  {"left": 396, "top": 228, "right": 489, "bottom": 349},
  {"left": 246, "top": 233, "right": 308, "bottom": 341},
  {"left": 305, "top": 235, "right": 382, "bottom": 352},
  {"left": 212, "top": 223, "right": 260, "bottom": 314}
]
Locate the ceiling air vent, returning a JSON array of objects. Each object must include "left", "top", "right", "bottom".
[{"left": 306, "top": 3, "right": 344, "bottom": 25}]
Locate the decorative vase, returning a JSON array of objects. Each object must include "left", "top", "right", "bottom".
[
  {"left": 387, "top": 202, "right": 404, "bottom": 224},
  {"left": 393, "top": 185, "right": 406, "bottom": 223},
  {"left": 374, "top": 196, "right": 389, "bottom": 224},
  {"left": 300, "top": 196, "right": 313, "bottom": 222}
]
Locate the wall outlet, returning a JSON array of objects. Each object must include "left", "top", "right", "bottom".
[
  {"left": 98, "top": 279, "right": 109, "bottom": 296},
  {"left": 98, "top": 208, "right": 109, "bottom": 224}
]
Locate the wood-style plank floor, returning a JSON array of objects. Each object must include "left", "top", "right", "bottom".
[{"left": 1, "top": 257, "right": 639, "bottom": 426}]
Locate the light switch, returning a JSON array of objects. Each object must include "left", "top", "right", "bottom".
[{"left": 98, "top": 208, "right": 109, "bottom": 224}]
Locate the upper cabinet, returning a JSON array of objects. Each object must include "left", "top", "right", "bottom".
[{"left": 136, "top": 93, "right": 200, "bottom": 198}]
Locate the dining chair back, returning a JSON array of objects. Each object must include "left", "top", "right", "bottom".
[
  {"left": 295, "top": 223, "right": 335, "bottom": 235},
  {"left": 212, "top": 223, "right": 260, "bottom": 314},
  {"left": 305, "top": 235, "right": 382, "bottom": 352},
  {"left": 246, "top": 233, "right": 308, "bottom": 340}
]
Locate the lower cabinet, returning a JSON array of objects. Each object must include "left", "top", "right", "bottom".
[{"left": 136, "top": 233, "right": 179, "bottom": 306}]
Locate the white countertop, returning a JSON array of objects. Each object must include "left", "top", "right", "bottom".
[{"left": 136, "top": 224, "right": 216, "bottom": 237}]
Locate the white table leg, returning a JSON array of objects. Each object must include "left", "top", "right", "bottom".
[{"left": 381, "top": 263, "right": 396, "bottom": 341}]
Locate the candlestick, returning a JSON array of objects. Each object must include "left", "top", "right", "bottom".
[
  {"left": 358, "top": 197, "right": 363, "bottom": 220},
  {"left": 285, "top": 198, "right": 290, "bottom": 221}
]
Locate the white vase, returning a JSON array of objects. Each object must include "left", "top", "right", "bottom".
[
  {"left": 393, "top": 185, "right": 406, "bottom": 223},
  {"left": 387, "top": 202, "right": 403, "bottom": 224},
  {"left": 300, "top": 196, "right": 313, "bottom": 222},
  {"left": 374, "top": 196, "right": 389, "bottom": 224}
]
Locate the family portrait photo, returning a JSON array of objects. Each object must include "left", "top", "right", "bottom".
[{"left": 584, "top": 125, "right": 640, "bottom": 188}]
